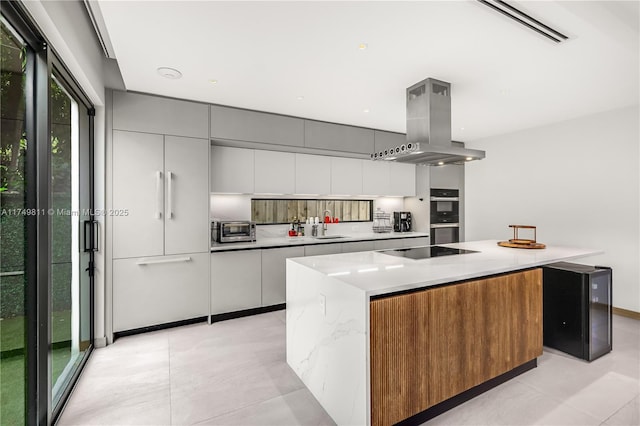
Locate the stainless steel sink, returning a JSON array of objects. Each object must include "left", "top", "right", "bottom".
[{"left": 315, "top": 235, "right": 347, "bottom": 240}]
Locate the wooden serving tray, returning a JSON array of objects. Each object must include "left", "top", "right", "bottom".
[{"left": 498, "top": 241, "right": 546, "bottom": 249}]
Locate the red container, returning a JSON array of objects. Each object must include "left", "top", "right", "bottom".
[{"left": 324, "top": 216, "right": 331, "bottom": 224}]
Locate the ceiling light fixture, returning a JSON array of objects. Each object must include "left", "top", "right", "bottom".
[
  {"left": 477, "top": 0, "right": 569, "bottom": 43},
  {"left": 296, "top": 96, "right": 304, "bottom": 100},
  {"left": 438, "top": 161, "right": 444, "bottom": 166},
  {"left": 209, "top": 79, "right": 218, "bottom": 84},
  {"left": 466, "top": 157, "right": 473, "bottom": 161},
  {"left": 157, "top": 67, "right": 182, "bottom": 79},
  {"left": 363, "top": 108, "right": 370, "bottom": 113},
  {"left": 358, "top": 43, "right": 368, "bottom": 50}
]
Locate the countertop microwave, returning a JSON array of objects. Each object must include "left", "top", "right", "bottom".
[{"left": 212, "top": 221, "right": 256, "bottom": 243}]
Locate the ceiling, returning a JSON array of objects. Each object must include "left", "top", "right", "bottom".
[{"left": 96, "top": 1, "right": 639, "bottom": 142}]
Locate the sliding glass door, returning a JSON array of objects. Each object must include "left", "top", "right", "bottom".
[
  {"left": 1, "top": 5, "right": 95, "bottom": 424},
  {"left": 49, "top": 72, "right": 93, "bottom": 411},
  {"left": 0, "top": 14, "right": 28, "bottom": 425}
]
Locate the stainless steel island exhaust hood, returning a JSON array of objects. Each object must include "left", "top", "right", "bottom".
[{"left": 372, "top": 78, "right": 485, "bottom": 165}]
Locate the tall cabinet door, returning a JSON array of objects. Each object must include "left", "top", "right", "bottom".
[
  {"left": 113, "top": 130, "right": 165, "bottom": 259},
  {"left": 164, "top": 136, "right": 210, "bottom": 255}
]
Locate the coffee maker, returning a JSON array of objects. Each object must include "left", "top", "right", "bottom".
[{"left": 393, "top": 212, "right": 412, "bottom": 232}]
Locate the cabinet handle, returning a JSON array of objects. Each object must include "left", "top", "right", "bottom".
[
  {"left": 136, "top": 256, "right": 191, "bottom": 265},
  {"left": 167, "top": 171, "right": 173, "bottom": 219},
  {"left": 155, "top": 171, "right": 163, "bottom": 219}
]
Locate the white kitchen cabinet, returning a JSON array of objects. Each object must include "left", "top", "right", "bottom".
[
  {"left": 112, "top": 91, "right": 209, "bottom": 139},
  {"left": 210, "top": 105, "right": 304, "bottom": 147},
  {"left": 164, "top": 136, "right": 210, "bottom": 255},
  {"left": 304, "top": 120, "right": 374, "bottom": 154},
  {"left": 254, "top": 150, "right": 295, "bottom": 194},
  {"left": 389, "top": 162, "right": 416, "bottom": 196},
  {"left": 211, "top": 250, "right": 262, "bottom": 314},
  {"left": 210, "top": 146, "right": 255, "bottom": 193},
  {"left": 261, "top": 246, "right": 304, "bottom": 306},
  {"left": 362, "top": 160, "right": 390, "bottom": 196},
  {"left": 113, "top": 253, "right": 209, "bottom": 332},
  {"left": 331, "top": 157, "right": 363, "bottom": 195},
  {"left": 341, "top": 241, "right": 376, "bottom": 253},
  {"left": 112, "top": 131, "right": 209, "bottom": 259},
  {"left": 373, "top": 238, "right": 404, "bottom": 250},
  {"left": 113, "top": 131, "right": 165, "bottom": 259},
  {"left": 430, "top": 164, "right": 463, "bottom": 190},
  {"left": 374, "top": 130, "right": 406, "bottom": 154},
  {"left": 304, "top": 243, "right": 342, "bottom": 256},
  {"left": 295, "top": 154, "right": 331, "bottom": 195},
  {"left": 404, "top": 237, "right": 430, "bottom": 247}
]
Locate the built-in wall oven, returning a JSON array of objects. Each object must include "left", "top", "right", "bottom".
[{"left": 430, "top": 188, "right": 459, "bottom": 244}]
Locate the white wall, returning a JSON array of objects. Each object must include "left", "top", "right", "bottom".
[{"left": 465, "top": 106, "right": 640, "bottom": 312}]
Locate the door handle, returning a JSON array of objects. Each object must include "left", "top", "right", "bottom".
[
  {"left": 167, "top": 171, "right": 173, "bottom": 219},
  {"left": 136, "top": 256, "right": 191, "bottom": 265},
  {"left": 155, "top": 171, "right": 163, "bottom": 219},
  {"left": 83, "top": 220, "right": 99, "bottom": 252}
]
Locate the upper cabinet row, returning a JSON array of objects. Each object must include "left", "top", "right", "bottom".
[
  {"left": 112, "top": 91, "right": 407, "bottom": 157},
  {"left": 211, "top": 146, "right": 416, "bottom": 197}
]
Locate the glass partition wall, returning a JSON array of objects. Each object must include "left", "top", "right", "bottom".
[{"left": 1, "top": 5, "right": 94, "bottom": 424}]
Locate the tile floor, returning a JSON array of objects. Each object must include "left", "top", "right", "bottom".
[{"left": 57, "top": 311, "right": 640, "bottom": 426}]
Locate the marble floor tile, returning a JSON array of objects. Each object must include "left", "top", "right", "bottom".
[
  {"left": 425, "top": 379, "right": 601, "bottom": 426},
  {"left": 58, "top": 312, "right": 639, "bottom": 426},
  {"left": 603, "top": 395, "right": 640, "bottom": 426},
  {"left": 194, "top": 388, "right": 335, "bottom": 426}
]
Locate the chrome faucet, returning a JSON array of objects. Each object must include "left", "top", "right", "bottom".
[{"left": 322, "top": 209, "right": 331, "bottom": 236}]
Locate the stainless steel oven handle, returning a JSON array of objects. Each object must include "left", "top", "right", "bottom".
[
  {"left": 430, "top": 197, "right": 460, "bottom": 201},
  {"left": 430, "top": 223, "right": 460, "bottom": 228}
]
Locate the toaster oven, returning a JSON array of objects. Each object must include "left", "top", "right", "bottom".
[{"left": 212, "top": 221, "right": 256, "bottom": 243}]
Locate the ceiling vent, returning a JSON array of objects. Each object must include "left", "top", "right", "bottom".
[{"left": 477, "top": 0, "right": 569, "bottom": 43}]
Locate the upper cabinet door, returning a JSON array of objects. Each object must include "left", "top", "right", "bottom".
[
  {"left": 362, "top": 160, "right": 390, "bottom": 196},
  {"left": 112, "top": 130, "right": 165, "bottom": 259},
  {"left": 210, "top": 146, "right": 255, "bottom": 193},
  {"left": 164, "top": 136, "right": 210, "bottom": 255},
  {"left": 295, "top": 154, "right": 331, "bottom": 195},
  {"left": 389, "top": 162, "right": 416, "bottom": 196},
  {"left": 374, "top": 130, "right": 407, "bottom": 156},
  {"left": 112, "top": 91, "right": 209, "bottom": 139},
  {"left": 304, "top": 120, "right": 374, "bottom": 154},
  {"left": 331, "top": 157, "right": 363, "bottom": 195},
  {"left": 254, "top": 150, "right": 295, "bottom": 194},
  {"left": 211, "top": 105, "right": 304, "bottom": 147}
]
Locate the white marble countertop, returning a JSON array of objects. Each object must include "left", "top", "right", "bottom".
[
  {"left": 288, "top": 240, "right": 602, "bottom": 297},
  {"left": 210, "top": 231, "right": 430, "bottom": 252}
]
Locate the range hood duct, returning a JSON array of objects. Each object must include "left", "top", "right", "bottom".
[{"left": 372, "top": 78, "right": 485, "bottom": 165}]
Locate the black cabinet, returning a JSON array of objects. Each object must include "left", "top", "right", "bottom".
[{"left": 543, "top": 262, "right": 612, "bottom": 361}]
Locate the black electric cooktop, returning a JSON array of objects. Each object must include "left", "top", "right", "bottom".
[{"left": 381, "top": 245, "right": 479, "bottom": 260}]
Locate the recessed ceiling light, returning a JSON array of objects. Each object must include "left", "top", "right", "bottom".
[
  {"left": 157, "top": 67, "right": 182, "bottom": 79},
  {"left": 209, "top": 79, "right": 218, "bottom": 84},
  {"left": 296, "top": 96, "right": 304, "bottom": 101},
  {"left": 358, "top": 43, "right": 368, "bottom": 50},
  {"left": 460, "top": 127, "right": 465, "bottom": 131},
  {"left": 438, "top": 161, "right": 444, "bottom": 166},
  {"left": 363, "top": 108, "right": 370, "bottom": 113},
  {"left": 466, "top": 157, "right": 473, "bottom": 161},
  {"left": 500, "top": 88, "right": 511, "bottom": 95}
]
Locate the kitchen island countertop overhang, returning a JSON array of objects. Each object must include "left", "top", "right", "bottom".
[{"left": 285, "top": 240, "right": 603, "bottom": 426}]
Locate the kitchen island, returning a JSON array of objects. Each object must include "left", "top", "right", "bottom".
[{"left": 285, "top": 240, "right": 601, "bottom": 426}]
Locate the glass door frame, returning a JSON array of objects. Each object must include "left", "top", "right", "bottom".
[{"left": 1, "top": 2, "right": 95, "bottom": 424}]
